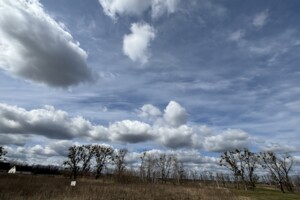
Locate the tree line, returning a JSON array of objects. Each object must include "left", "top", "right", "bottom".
[
  {"left": 1, "top": 145, "right": 299, "bottom": 193},
  {"left": 63, "top": 145, "right": 117, "bottom": 180},
  {"left": 220, "top": 148, "right": 295, "bottom": 193},
  {"left": 62, "top": 145, "right": 185, "bottom": 184},
  {"left": 63, "top": 145, "right": 298, "bottom": 193}
]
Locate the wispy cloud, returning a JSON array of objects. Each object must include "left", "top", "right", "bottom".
[
  {"left": 98, "top": 0, "right": 179, "bottom": 20},
  {"left": 253, "top": 10, "right": 269, "bottom": 28},
  {"left": 229, "top": 29, "right": 246, "bottom": 41}
]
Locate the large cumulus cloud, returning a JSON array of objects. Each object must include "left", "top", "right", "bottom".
[
  {"left": 204, "top": 129, "right": 251, "bottom": 152},
  {"left": 0, "top": 103, "right": 108, "bottom": 140},
  {"left": 109, "top": 120, "right": 153, "bottom": 143},
  {"left": 163, "top": 101, "right": 187, "bottom": 127},
  {"left": 0, "top": 0, "right": 94, "bottom": 87}
]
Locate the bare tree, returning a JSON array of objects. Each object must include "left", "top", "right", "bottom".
[
  {"left": 220, "top": 149, "right": 259, "bottom": 190},
  {"left": 189, "top": 170, "right": 199, "bottom": 182},
  {"left": 63, "top": 145, "right": 82, "bottom": 180},
  {"left": 259, "top": 152, "right": 294, "bottom": 192},
  {"left": 280, "top": 153, "right": 294, "bottom": 192},
  {"left": 220, "top": 149, "right": 244, "bottom": 189},
  {"left": 145, "top": 153, "right": 159, "bottom": 183},
  {"left": 139, "top": 152, "right": 147, "bottom": 182},
  {"left": 63, "top": 145, "right": 95, "bottom": 179},
  {"left": 172, "top": 157, "right": 185, "bottom": 184},
  {"left": 243, "top": 149, "right": 259, "bottom": 188},
  {"left": 0, "top": 146, "right": 7, "bottom": 161},
  {"left": 79, "top": 145, "right": 95, "bottom": 176},
  {"left": 295, "top": 175, "right": 300, "bottom": 192},
  {"left": 93, "top": 145, "right": 113, "bottom": 179},
  {"left": 114, "top": 148, "right": 128, "bottom": 176},
  {"left": 216, "top": 172, "right": 228, "bottom": 187},
  {"left": 156, "top": 153, "right": 174, "bottom": 183}
]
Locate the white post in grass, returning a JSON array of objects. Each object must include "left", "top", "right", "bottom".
[
  {"left": 70, "top": 181, "right": 76, "bottom": 187},
  {"left": 215, "top": 175, "right": 220, "bottom": 188}
]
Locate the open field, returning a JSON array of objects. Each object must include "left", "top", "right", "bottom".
[
  {"left": 0, "top": 174, "right": 300, "bottom": 200},
  {"left": 234, "top": 187, "right": 300, "bottom": 200}
]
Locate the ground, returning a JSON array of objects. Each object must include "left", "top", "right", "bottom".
[{"left": 0, "top": 174, "right": 299, "bottom": 200}]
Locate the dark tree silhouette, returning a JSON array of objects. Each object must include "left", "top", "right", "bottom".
[
  {"left": 0, "top": 146, "right": 7, "bottom": 161},
  {"left": 220, "top": 149, "right": 258, "bottom": 190},
  {"left": 93, "top": 145, "right": 113, "bottom": 179},
  {"left": 242, "top": 149, "right": 259, "bottom": 188},
  {"left": 114, "top": 148, "right": 128, "bottom": 176},
  {"left": 259, "top": 152, "right": 294, "bottom": 193},
  {"left": 156, "top": 153, "right": 174, "bottom": 183},
  {"left": 79, "top": 145, "right": 95, "bottom": 176},
  {"left": 63, "top": 145, "right": 82, "bottom": 180}
]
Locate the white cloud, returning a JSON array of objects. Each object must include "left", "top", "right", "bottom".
[
  {"left": 123, "top": 23, "right": 156, "bottom": 64},
  {"left": 98, "top": 0, "right": 179, "bottom": 19},
  {"left": 229, "top": 29, "right": 245, "bottom": 42},
  {"left": 163, "top": 101, "right": 187, "bottom": 127},
  {"left": 260, "top": 142, "right": 298, "bottom": 153},
  {"left": 204, "top": 129, "right": 251, "bottom": 152},
  {"left": 253, "top": 10, "right": 269, "bottom": 28},
  {"left": 138, "top": 104, "right": 162, "bottom": 119},
  {"left": 157, "top": 125, "right": 193, "bottom": 148},
  {"left": 178, "top": 80, "right": 232, "bottom": 91},
  {"left": 28, "top": 144, "right": 57, "bottom": 156},
  {"left": 0, "top": 103, "right": 107, "bottom": 140},
  {"left": 99, "top": 0, "right": 150, "bottom": 19},
  {"left": 4, "top": 140, "right": 77, "bottom": 164},
  {"left": 230, "top": 29, "right": 299, "bottom": 66},
  {"left": 0, "top": 102, "right": 254, "bottom": 151},
  {"left": 151, "top": 0, "right": 179, "bottom": 19},
  {"left": 126, "top": 149, "right": 218, "bottom": 166},
  {"left": 99, "top": 0, "right": 179, "bottom": 64},
  {"left": 109, "top": 120, "right": 153, "bottom": 143},
  {"left": 174, "top": 149, "right": 218, "bottom": 164},
  {"left": 0, "top": 0, "right": 94, "bottom": 87}
]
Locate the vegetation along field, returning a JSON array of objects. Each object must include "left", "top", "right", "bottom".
[{"left": 1, "top": 174, "right": 300, "bottom": 200}]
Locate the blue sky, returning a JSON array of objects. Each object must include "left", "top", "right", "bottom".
[{"left": 0, "top": 0, "right": 300, "bottom": 171}]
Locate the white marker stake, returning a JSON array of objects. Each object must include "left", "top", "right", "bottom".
[{"left": 70, "top": 181, "right": 76, "bottom": 186}]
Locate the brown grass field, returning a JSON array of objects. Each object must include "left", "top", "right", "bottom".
[{"left": 0, "top": 174, "right": 299, "bottom": 200}]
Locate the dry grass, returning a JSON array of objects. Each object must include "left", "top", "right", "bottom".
[
  {"left": 234, "top": 187, "right": 300, "bottom": 200},
  {"left": 2, "top": 174, "right": 299, "bottom": 200},
  {"left": 0, "top": 174, "right": 244, "bottom": 200}
]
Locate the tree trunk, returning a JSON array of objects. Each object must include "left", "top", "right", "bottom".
[{"left": 279, "top": 181, "right": 285, "bottom": 193}]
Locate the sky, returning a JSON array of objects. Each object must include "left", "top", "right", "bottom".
[{"left": 0, "top": 0, "right": 300, "bottom": 172}]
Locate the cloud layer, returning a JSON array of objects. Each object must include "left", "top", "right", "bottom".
[
  {"left": 0, "top": 0, "right": 94, "bottom": 87},
  {"left": 0, "top": 101, "right": 252, "bottom": 152},
  {"left": 0, "top": 103, "right": 98, "bottom": 139}
]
